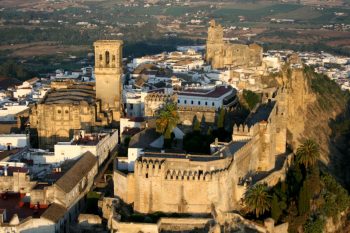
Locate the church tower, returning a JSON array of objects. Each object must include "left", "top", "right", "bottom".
[{"left": 94, "top": 40, "right": 123, "bottom": 123}]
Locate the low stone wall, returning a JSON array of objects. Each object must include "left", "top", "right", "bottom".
[
  {"left": 111, "top": 218, "right": 158, "bottom": 233},
  {"left": 178, "top": 107, "right": 216, "bottom": 125},
  {"left": 110, "top": 217, "right": 211, "bottom": 233},
  {"left": 158, "top": 218, "right": 211, "bottom": 232}
]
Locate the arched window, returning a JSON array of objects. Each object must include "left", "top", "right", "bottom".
[
  {"left": 99, "top": 54, "right": 102, "bottom": 61},
  {"left": 198, "top": 101, "right": 200, "bottom": 105},
  {"left": 105, "top": 51, "right": 110, "bottom": 65}
]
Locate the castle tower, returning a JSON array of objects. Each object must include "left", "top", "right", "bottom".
[
  {"left": 206, "top": 19, "right": 224, "bottom": 69},
  {"left": 94, "top": 40, "right": 123, "bottom": 123}
]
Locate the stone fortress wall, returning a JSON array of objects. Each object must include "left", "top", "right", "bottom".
[
  {"left": 115, "top": 87, "right": 289, "bottom": 214},
  {"left": 177, "top": 105, "right": 216, "bottom": 125}
]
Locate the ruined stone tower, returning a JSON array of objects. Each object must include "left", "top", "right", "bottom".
[
  {"left": 94, "top": 40, "right": 123, "bottom": 123},
  {"left": 206, "top": 19, "right": 263, "bottom": 69},
  {"left": 206, "top": 19, "right": 224, "bottom": 68}
]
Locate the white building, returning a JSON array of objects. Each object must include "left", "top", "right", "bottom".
[
  {"left": 0, "top": 134, "right": 27, "bottom": 150},
  {"left": 176, "top": 85, "right": 238, "bottom": 110},
  {"left": 123, "top": 88, "right": 147, "bottom": 117},
  {"left": 31, "top": 130, "right": 118, "bottom": 166},
  {"left": 0, "top": 102, "right": 29, "bottom": 122}
]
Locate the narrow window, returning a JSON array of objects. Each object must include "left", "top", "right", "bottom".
[
  {"left": 105, "top": 51, "right": 110, "bottom": 65},
  {"left": 198, "top": 101, "right": 200, "bottom": 105}
]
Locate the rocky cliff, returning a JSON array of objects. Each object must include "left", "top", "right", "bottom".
[{"left": 272, "top": 65, "right": 350, "bottom": 187}]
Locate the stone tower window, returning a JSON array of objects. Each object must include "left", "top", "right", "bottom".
[
  {"left": 105, "top": 51, "right": 110, "bottom": 65},
  {"left": 57, "top": 110, "right": 61, "bottom": 114},
  {"left": 99, "top": 54, "right": 102, "bottom": 61}
]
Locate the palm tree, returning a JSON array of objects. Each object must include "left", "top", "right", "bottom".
[
  {"left": 295, "top": 139, "right": 320, "bottom": 168},
  {"left": 155, "top": 101, "right": 179, "bottom": 140},
  {"left": 244, "top": 183, "right": 271, "bottom": 218}
]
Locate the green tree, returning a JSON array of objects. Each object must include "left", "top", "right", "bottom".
[
  {"left": 296, "top": 139, "right": 320, "bottom": 169},
  {"left": 217, "top": 108, "right": 225, "bottom": 129},
  {"left": 298, "top": 181, "right": 311, "bottom": 215},
  {"left": 192, "top": 116, "right": 200, "bottom": 132},
  {"left": 156, "top": 101, "right": 179, "bottom": 140},
  {"left": 304, "top": 216, "right": 325, "bottom": 233},
  {"left": 243, "top": 90, "right": 261, "bottom": 110},
  {"left": 271, "top": 194, "right": 282, "bottom": 222},
  {"left": 322, "top": 174, "right": 350, "bottom": 217},
  {"left": 244, "top": 184, "right": 271, "bottom": 218}
]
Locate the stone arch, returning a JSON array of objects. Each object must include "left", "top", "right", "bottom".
[{"left": 54, "top": 129, "right": 69, "bottom": 143}]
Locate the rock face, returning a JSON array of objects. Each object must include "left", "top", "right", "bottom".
[
  {"left": 275, "top": 64, "right": 349, "bottom": 176},
  {"left": 284, "top": 68, "right": 316, "bottom": 152}
]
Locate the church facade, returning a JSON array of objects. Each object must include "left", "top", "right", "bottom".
[{"left": 30, "top": 40, "right": 123, "bottom": 149}]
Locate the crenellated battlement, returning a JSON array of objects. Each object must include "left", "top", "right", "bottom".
[
  {"left": 232, "top": 123, "right": 259, "bottom": 141},
  {"left": 164, "top": 159, "right": 232, "bottom": 182},
  {"left": 135, "top": 158, "right": 166, "bottom": 177},
  {"left": 177, "top": 105, "right": 216, "bottom": 112},
  {"left": 145, "top": 92, "right": 177, "bottom": 103}
]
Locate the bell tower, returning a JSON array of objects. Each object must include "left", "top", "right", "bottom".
[{"left": 94, "top": 40, "right": 123, "bottom": 123}]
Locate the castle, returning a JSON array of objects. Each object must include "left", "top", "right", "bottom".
[
  {"left": 114, "top": 87, "right": 288, "bottom": 214},
  {"left": 30, "top": 40, "right": 123, "bottom": 149},
  {"left": 206, "top": 19, "right": 263, "bottom": 69}
]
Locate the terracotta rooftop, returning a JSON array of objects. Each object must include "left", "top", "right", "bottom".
[{"left": 0, "top": 193, "right": 46, "bottom": 222}]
